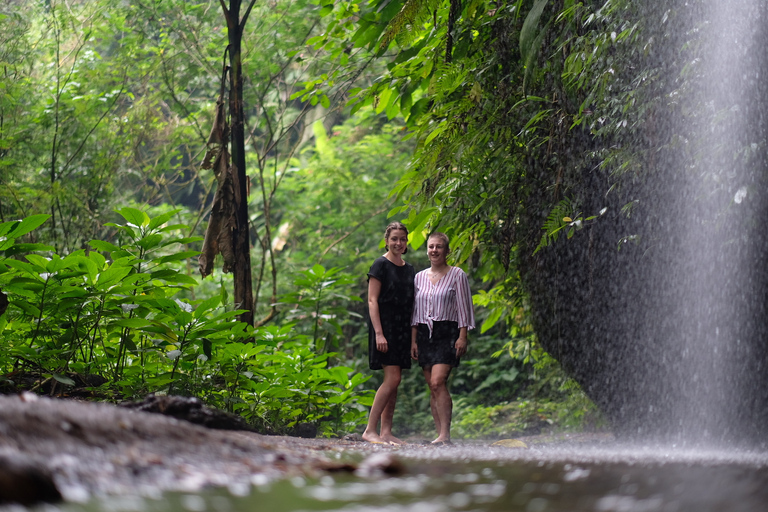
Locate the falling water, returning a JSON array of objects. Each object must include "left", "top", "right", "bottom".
[
  {"left": 534, "top": 0, "right": 768, "bottom": 445},
  {"left": 654, "top": 0, "right": 768, "bottom": 444}
]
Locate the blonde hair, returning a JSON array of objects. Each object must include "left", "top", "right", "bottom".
[{"left": 384, "top": 222, "right": 409, "bottom": 254}]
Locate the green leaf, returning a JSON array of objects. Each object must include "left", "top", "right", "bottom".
[
  {"left": 89, "top": 240, "right": 121, "bottom": 253},
  {"left": 96, "top": 266, "right": 133, "bottom": 287},
  {"left": 424, "top": 122, "right": 446, "bottom": 145},
  {"left": 147, "top": 209, "right": 181, "bottom": 231},
  {"left": 52, "top": 374, "right": 77, "bottom": 387},
  {"left": 117, "top": 207, "right": 150, "bottom": 228},
  {"left": 3, "top": 243, "right": 55, "bottom": 256},
  {"left": 155, "top": 251, "right": 200, "bottom": 264},
  {"left": 203, "top": 338, "right": 213, "bottom": 360},
  {"left": 375, "top": 87, "right": 392, "bottom": 114},
  {"left": 152, "top": 271, "right": 198, "bottom": 285},
  {"left": 4, "top": 260, "right": 42, "bottom": 275},
  {"left": 481, "top": 307, "right": 504, "bottom": 333},
  {"left": 193, "top": 296, "right": 221, "bottom": 319},
  {"left": 519, "top": 0, "right": 549, "bottom": 95},
  {"left": 6, "top": 214, "right": 51, "bottom": 239},
  {"left": 24, "top": 254, "right": 51, "bottom": 271},
  {"left": 404, "top": 207, "right": 438, "bottom": 249},
  {"left": 136, "top": 234, "right": 163, "bottom": 250},
  {"left": 162, "top": 236, "right": 204, "bottom": 245},
  {"left": 10, "top": 300, "right": 41, "bottom": 317},
  {"left": 112, "top": 318, "right": 151, "bottom": 329}
]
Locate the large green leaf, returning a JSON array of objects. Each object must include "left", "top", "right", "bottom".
[
  {"left": 5, "top": 215, "right": 51, "bottom": 239},
  {"left": 96, "top": 266, "right": 133, "bottom": 287},
  {"left": 3, "top": 243, "right": 55, "bottom": 256},
  {"left": 147, "top": 209, "right": 181, "bottom": 231},
  {"left": 519, "top": 0, "right": 549, "bottom": 95},
  {"left": 116, "top": 207, "right": 150, "bottom": 228}
]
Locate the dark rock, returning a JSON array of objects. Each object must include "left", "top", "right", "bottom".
[
  {"left": 120, "top": 393, "right": 253, "bottom": 431},
  {"left": 0, "top": 453, "right": 61, "bottom": 505},
  {"left": 313, "top": 460, "right": 358, "bottom": 473},
  {"left": 355, "top": 453, "right": 406, "bottom": 477},
  {"left": 287, "top": 422, "right": 317, "bottom": 439}
]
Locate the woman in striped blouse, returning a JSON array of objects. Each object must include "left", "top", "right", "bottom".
[{"left": 410, "top": 232, "right": 475, "bottom": 445}]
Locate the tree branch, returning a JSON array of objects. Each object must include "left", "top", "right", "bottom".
[
  {"left": 318, "top": 205, "right": 392, "bottom": 262},
  {"left": 241, "top": 0, "right": 260, "bottom": 28}
]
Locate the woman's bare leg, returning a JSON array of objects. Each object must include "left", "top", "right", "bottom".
[
  {"left": 426, "top": 364, "right": 453, "bottom": 443},
  {"left": 362, "top": 365, "right": 401, "bottom": 443},
  {"left": 379, "top": 391, "right": 404, "bottom": 444},
  {"left": 423, "top": 366, "right": 441, "bottom": 436}
]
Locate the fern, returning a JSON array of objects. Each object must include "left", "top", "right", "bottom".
[
  {"left": 431, "top": 62, "right": 469, "bottom": 102},
  {"left": 533, "top": 198, "right": 577, "bottom": 254},
  {"left": 381, "top": 0, "right": 441, "bottom": 49}
]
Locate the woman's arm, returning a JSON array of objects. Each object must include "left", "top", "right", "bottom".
[
  {"left": 411, "top": 326, "right": 419, "bottom": 359},
  {"left": 455, "top": 271, "right": 476, "bottom": 331},
  {"left": 368, "top": 277, "right": 388, "bottom": 353},
  {"left": 455, "top": 327, "right": 468, "bottom": 357},
  {"left": 454, "top": 270, "right": 473, "bottom": 358}
]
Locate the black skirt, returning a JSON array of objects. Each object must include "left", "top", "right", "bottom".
[{"left": 416, "top": 321, "right": 460, "bottom": 368}]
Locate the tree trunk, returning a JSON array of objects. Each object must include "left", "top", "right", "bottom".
[{"left": 223, "top": 0, "right": 254, "bottom": 326}]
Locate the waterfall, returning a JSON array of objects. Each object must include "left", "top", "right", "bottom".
[{"left": 653, "top": 0, "right": 768, "bottom": 444}]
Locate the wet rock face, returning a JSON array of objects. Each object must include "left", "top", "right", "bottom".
[
  {"left": 0, "top": 394, "right": 323, "bottom": 505},
  {"left": 517, "top": 1, "right": 768, "bottom": 445}
]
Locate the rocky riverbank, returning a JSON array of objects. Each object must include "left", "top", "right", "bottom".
[
  {"left": 0, "top": 394, "right": 358, "bottom": 505},
  {"left": 0, "top": 393, "right": 613, "bottom": 507}
]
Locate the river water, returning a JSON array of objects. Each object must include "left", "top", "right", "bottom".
[{"left": 47, "top": 440, "right": 768, "bottom": 512}]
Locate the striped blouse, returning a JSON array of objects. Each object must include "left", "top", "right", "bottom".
[{"left": 411, "top": 266, "right": 475, "bottom": 336}]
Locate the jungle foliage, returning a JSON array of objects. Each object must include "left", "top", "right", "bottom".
[
  {"left": 305, "top": 0, "right": 656, "bottom": 431},
  {"left": 0, "top": 210, "right": 371, "bottom": 436},
  {"left": 0, "top": 0, "right": 622, "bottom": 437},
  {"left": 305, "top": 0, "right": 768, "bottom": 439}
]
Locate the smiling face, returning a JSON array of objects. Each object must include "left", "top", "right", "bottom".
[
  {"left": 386, "top": 229, "right": 409, "bottom": 256},
  {"left": 427, "top": 235, "right": 449, "bottom": 266}
]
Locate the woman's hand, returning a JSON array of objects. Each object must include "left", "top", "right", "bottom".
[
  {"left": 375, "top": 333, "right": 389, "bottom": 353},
  {"left": 455, "top": 337, "right": 468, "bottom": 358},
  {"left": 411, "top": 340, "right": 419, "bottom": 360}
]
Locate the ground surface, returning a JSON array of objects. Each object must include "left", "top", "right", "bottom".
[{"left": 0, "top": 394, "right": 611, "bottom": 506}]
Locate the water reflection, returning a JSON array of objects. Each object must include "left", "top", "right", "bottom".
[{"left": 46, "top": 442, "right": 768, "bottom": 512}]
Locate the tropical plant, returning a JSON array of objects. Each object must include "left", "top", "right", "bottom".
[{"left": 0, "top": 211, "right": 372, "bottom": 436}]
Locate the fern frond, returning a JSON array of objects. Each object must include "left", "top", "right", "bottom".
[
  {"left": 533, "top": 198, "right": 577, "bottom": 254},
  {"left": 381, "top": 0, "right": 441, "bottom": 49},
  {"left": 431, "top": 62, "right": 469, "bottom": 101}
]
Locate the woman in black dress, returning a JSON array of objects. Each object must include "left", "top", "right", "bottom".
[{"left": 361, "top": 222, "right": 414, "bottom": 444}]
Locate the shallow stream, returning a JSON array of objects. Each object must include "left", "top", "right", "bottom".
[{"left": 44, "top": 440, "right": 768, "bottom": 512}]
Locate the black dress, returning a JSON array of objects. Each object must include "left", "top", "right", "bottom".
[{"left": 367, "top": 256, "right": 415, "bottom": 370}]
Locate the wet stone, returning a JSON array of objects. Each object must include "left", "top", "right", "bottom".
[{"left": 0, "top": 452, "right": 62, "bottom": 505}]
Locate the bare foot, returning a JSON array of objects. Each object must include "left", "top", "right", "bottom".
[
  {"left": 381, "top": 434, "right": 405, "bottom": 445},
  {"left": 362, "top": 431, "right": 386, "bottom": 444},
  {"left": 431, "top": 438, "right": 452, "bottom": 446}
]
